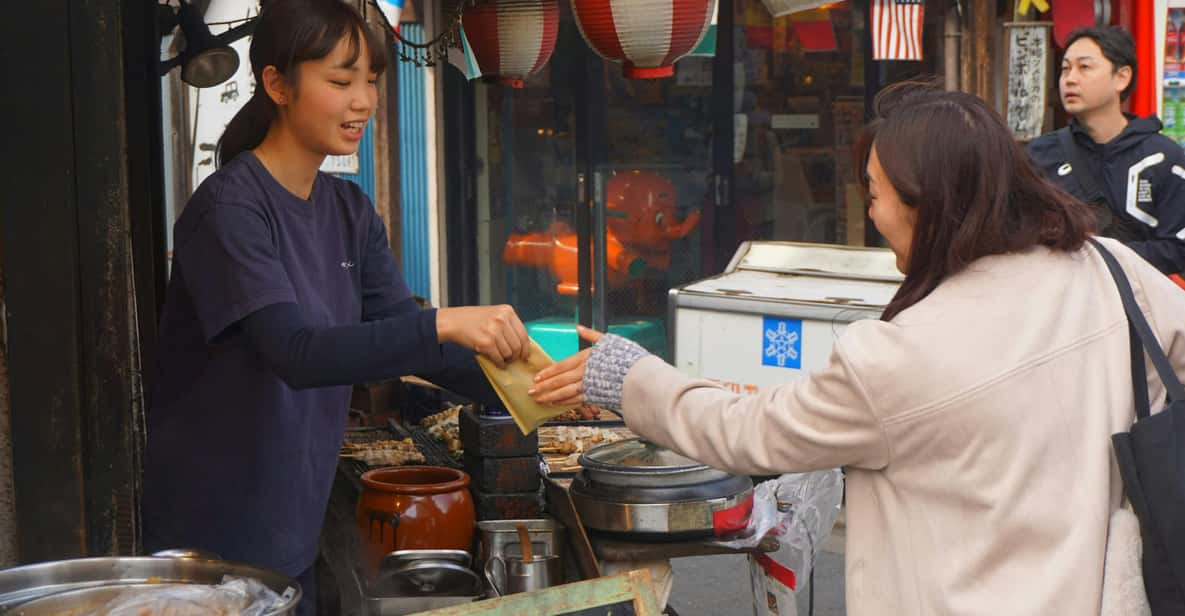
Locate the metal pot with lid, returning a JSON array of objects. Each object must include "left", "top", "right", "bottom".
[
  {"left": 570, "top": 438, "right": 753, "bottom": 540},
  {"left": 374, "top": 549, "right": 481, "bottom": 597}
]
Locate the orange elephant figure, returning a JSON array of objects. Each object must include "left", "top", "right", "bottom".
[
  {"left": 503, "top": 171, "right": 699, "bottom": 294},
  {"left": 503, "top": 222, "right": 644, "bottom": 295},
  {"left": 604, "top": 171, "right": 700, "bottom": 270}
]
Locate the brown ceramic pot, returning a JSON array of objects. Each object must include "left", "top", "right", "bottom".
[{"left": 356, "top": 466, "right": 476, "bottom": 574}]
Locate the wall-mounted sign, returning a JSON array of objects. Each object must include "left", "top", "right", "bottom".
[{"left": 1004, "top": 22, "right": 1052, "bottom": 142}]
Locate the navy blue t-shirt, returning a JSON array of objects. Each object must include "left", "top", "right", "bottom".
[{"left": 143, "top": 152, "right": 491, "bottom": 575}]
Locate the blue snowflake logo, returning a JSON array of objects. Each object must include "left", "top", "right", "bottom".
[{"left": 762, "top": 317, "right": 802, "bottom": 369}]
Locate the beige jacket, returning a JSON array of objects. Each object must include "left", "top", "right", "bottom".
[{"left": 622, "top": 239, "right": 1185, "bottom": 615}]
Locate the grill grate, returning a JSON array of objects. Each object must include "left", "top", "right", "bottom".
[
  {"left": 394, "top": 418, "right": 463, "bottom": 470},
  {"left": 340, "top": 424, "right": 420, "bottom": 477}
]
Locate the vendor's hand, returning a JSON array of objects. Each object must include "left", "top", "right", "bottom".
[
  {"left": 436, "top": 305, "right": 531, "bottom": 368},
  {"left": 529, "top": 326, "right": 603, "bottom": 408}
]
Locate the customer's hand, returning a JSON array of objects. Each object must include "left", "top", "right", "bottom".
[
  {"left": 436, "top": 305, "right": 530, "bottom": 368},
  {"left": 530, "top": 326, "right": 603, "bottom": 407}
]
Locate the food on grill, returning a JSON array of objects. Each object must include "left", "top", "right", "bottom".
[
  {"left": 547, "top": 405, "right": 604, "bottom": 422},
  {"left": 340, "top": 437, "right": 426, "bottom": 466},
  {"left": 422, "top": 404, "right": 463, "bottom": 458},
  {"left": 420, "top": 404, "right": 461, "bottom": 428},
  {"left": 538, "top": 426, "right": 628, "bottom": 455},
  {"left": 341, "top": 438, "right": 419, "bottom": 452},
  {"left": 539, "top": 426, "right": 635, "bottom": 474}
]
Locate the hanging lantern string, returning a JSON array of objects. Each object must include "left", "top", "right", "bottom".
[{"left": 368, "top": 0, "right": 487, "bottom": 66}]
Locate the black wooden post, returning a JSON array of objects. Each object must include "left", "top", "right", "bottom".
[
  {"left": 1, "top": 0, "right": 91, "bottom": 563},
  {"left": 0, "top": 0, "right": 153, "bottom": 561}
]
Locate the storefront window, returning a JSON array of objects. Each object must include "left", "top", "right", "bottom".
[
  {"left": 731, "top": 0, "right": 945, "bottom": 248},
  {"left": 473, "top": 8, "right": 713, "bottom": 361},
  {"left": 464, "top": 0, "right": 948, "bottom": 360},
  {"left": 472, "top": 15, "right": 583, "bottom": 358},
  {"left": 586, "top": 53, "right": 715, "bottom": 360}
]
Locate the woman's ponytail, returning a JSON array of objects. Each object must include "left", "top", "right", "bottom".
[{"left": 216, "top": 89, "right": 275, "bottom": 167}]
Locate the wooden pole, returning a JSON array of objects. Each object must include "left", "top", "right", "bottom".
[{"left": 975, "top": 0, "right": 992, "bottom": 100}]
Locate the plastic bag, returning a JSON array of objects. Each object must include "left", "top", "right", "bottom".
[
  {"left": 714, "top": 469, "right": 843, "bottom": 616},
  {"left": 85, "top": 575, "right": 286, "bottom": 616},
  {"left": 717, "top": 470, "right": 843, "bottom": 554}
]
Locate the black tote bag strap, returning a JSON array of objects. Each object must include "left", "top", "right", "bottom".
[
  {"left": 1089, "top": 238, "right": 1185, "bottom": 413},
  {"left": 1129, "top": 320, "right": 1152, "bottom": 420}
]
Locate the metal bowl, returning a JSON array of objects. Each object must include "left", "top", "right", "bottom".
[{"left": 0, "top": 556, "right": 300, "bottom": 614}]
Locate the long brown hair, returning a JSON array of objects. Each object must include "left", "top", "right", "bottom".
[
  {"left": 857, "top": 82, "right": 1097, "bottom": 321},
  {"left": 217, "top": 0, "right": 388, "bottom": 167}
]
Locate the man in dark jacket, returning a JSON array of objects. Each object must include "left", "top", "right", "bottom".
[{"left": 1028, "top": 26, "right": 1185, "bottom": 274}]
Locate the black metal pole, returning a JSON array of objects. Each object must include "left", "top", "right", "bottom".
[{"left": 709, "top": 0, "right": 736, "bottom": 274}]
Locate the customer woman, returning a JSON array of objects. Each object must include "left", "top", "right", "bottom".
[
  {"left": 531, "top": 83, "right": 1185, "bottom": 614},
  {"left": 142, "top": 1, "right": 529, "bottom": 614}
]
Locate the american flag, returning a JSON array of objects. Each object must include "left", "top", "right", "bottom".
[{"left": 872, "top": 0, "right": 925, "bottom": 61}]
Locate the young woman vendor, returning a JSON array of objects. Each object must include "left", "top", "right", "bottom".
[{"left": 142, "top": 2, "right": 528, "bottom": 613}]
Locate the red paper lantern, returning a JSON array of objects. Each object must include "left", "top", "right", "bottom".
[
  {"left": 462, "top": 0, "right": 559, "bottom": 88},
  {"left": 572, "top": 0, "right": 716, "bottom": 79}
]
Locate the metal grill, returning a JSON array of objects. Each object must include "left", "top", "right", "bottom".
[
  {"left": 339, "top": 421, "right": 463, "bottom": 485},
  {"left": 398, "top": 419, "right": 463, "bottom": 470},
  {"left": 339, "top": 424, "right": 424, "bottom": 478}
]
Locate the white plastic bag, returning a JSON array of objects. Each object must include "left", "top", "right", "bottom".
[
  {"left": 715, "top": 470, "right": 843, "bottom": 616},
  {"left": 85, "top": 575, "right": 285, "bottom": 616}
]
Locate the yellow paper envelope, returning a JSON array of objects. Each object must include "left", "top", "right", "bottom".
[{"left": 475, "top": 339, "right": 570, "bottom": 435}]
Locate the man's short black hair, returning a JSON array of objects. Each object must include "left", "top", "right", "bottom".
[{"left": 1064, "top": 26, "right": 1137, "bottom": 101}]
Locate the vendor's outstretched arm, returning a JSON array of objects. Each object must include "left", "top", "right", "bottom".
[
  {"left": 240, "top": 300, "right": 445, "bottom": 389},
  {"left": 363, "top": 296, "right": 506, "bottom": 409}
]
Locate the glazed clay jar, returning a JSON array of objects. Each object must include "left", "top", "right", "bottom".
[{"left": 356, "top": 466, "right": 476, "bottom": 574}]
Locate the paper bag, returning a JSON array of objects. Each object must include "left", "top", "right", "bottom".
[{"left": 475, "top": 339, "right": 570, "bottom": 435}]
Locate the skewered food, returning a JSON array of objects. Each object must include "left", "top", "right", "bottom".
[
  {"left": 420, "top": 405, "right": 461, "bottom": 428},
  {"left": 340, "top": 437, "right": 426, "bottom": 466},
  {"left": 422, "top": 404, "right": 463, "bottom": 458},
  {"left": 538, "top": 426, "right": 628, "bottom": 454},
  {"left": 539, "top": 426, "right": 635, "bottom": 474},
  {"left": 547, "top": 404, "right": 606, "bottom": 422}
]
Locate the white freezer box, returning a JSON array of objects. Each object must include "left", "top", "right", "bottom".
[{"left": 669, "top": 241, "right": 903, "bottom": 391}]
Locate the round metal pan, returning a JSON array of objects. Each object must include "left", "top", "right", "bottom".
[{"left": 0, "top": 556, "right": 300, "bottom": 615}]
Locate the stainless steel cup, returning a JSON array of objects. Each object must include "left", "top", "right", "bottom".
[{"left": 483, "top": 554, "right": 562, "bottom": 596}]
